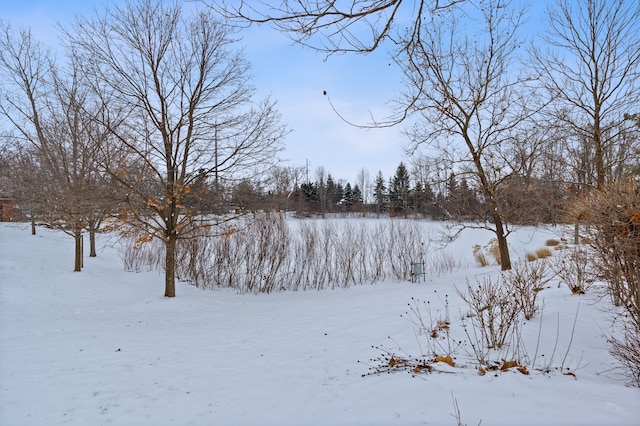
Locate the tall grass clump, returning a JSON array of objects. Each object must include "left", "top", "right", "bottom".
[{"left": 472, "top": 238, "right": 502, "bottom": 266}]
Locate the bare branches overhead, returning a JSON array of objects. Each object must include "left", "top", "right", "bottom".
[
  {"left": 532, "top": 0, "right": 640, "bottom": 189},
  {"left": 209, "top": 0, "right": 467, "bottom": 55}
]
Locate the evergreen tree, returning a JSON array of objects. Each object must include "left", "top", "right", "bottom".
[
  {"left": 343, "top": 182, "right": 353, "bottom": 207},
  {"left": 412, "top": 180, "right": 436, "bottom": 216},
  {"left": 373, "top": 171, "right": 387, "bottom": 216},
  {"left": 352, "top": 184, "right": 362, "bottom": 205},
  {"left": 334, "top": 181, "right": 344, "bottom": 207},
  {"left": 326, "top": 174, "right": 342, "bottom": 209},
  {"left": 445, "top": 174, "right": 482, "bottom": 219},
  {"left": 413, "top": 181, "right": 424, "bottom": 214},
  {"left": 390, "top": 162, "right": 411, "bottom": 216},
  {"left": 300, "top": 182, "right": 318, "bottom": 200},
  {"left": 316, "top": 173, "right": 328, "bottom": 216}
]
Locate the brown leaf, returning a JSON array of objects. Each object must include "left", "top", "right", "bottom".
[
  {"left": 500, "top": 359, "right": 519, "bottom": 371},
  {"left": 389, "top": 356, "right": 407, "bottom": 368},
  {"left": 435, "top": 355, "right": 455, "bottom": 367}
]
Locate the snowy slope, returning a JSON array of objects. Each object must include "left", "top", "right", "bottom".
[{"left": 1, "top": 222, "right": 638, "bottom": 425}]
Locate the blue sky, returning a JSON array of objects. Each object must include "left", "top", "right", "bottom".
[{"left": 3, "top": 0, "right": 550, "bottom": 187}]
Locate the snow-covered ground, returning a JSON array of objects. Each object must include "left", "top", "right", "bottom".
[{"left": 1, "top": 221, "right": 638, "bottom": 425}]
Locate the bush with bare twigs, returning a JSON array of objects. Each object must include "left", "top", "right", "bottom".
[
  {"left": 361, "top": 275, "right": 586, "bottom": 380},
  {"left": 608, "top": 319, "right": 640, "bottom": 386},
  {"left": 550, "top": 245, "right": 596, "bottom": 295},
  {"left": 457, "top": 276, "right": 521, "bottom": 350},
  {"left": 568, "top": 179, "right": 640, "bottom": 386},
  {"left": 400, "top": 294, "right": 462, "bottom": 359},
  {"left": 117, "top": 215, "right": 450, "bottom": 292},
  {"left": 505, "top": 259, "right": 552, "bottom": 320}
]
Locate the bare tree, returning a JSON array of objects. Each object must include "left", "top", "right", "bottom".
[
  {"left": 355, "top": 167, "right": 371, "bottom": 208},
  {"left": 532, "top": 0, "right": 640, "bottom": 189},
  {"left": 396, "top": 0, "right": 539, "bottom": 270},
  {"left": 264, "top": 165, "right": 304, "bottom": 211},
  {"left": 65, "top": 0, "right": 287, "bottom": 297},
  {"left": 0, "top": 141, "right": 50, "bottom": 234},
  {"left": 0, "top": 23, "right": 52, "bottom": 237},
  {"left": 0, "top": 23, "right": 115, "bottom": 270},
  {"left": 213, "top": 0, "right": 565, "bottom": 269}
]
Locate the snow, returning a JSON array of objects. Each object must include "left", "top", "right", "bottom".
[{"left": 1, "top": 221, "right": 639, "bottom": 425}]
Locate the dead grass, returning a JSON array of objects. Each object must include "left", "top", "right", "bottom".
[
  {"left": 535, "top": 247, "right": 553, "bottom": 259},
  {"left": 472, "top": 244, "right": 489, "bottom": 267}
]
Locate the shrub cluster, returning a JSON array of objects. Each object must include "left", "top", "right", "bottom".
[
  {"left": 118, "top": 214, "right": 464, "bottom": 293},
  {"left": 363, "top": 260, "right": 557, "bottom": 378},
  {"left": 569, "top": 179, "right": 640, "bottom": 386}
]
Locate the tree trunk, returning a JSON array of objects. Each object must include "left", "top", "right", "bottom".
[
  {"left": 74, "top": 229, "right": 83, "bottom": 272},
  {"left": 164, "top": 235, "right": 177, "bottom": 297},
  {"left": 471, "top": 146, "right": 511, "bottom": 271},
  {"left": 89, "top": 228, "right": 97, "bottom": 257},
  {"left": 593, "top": 110, "right": 605, "bottom": 190},
  {"left": 31, "top": 218, "right": 36, "bottom": 235},
  {"left": 494, "top": 218, "right": 511, "bottom": 271}
]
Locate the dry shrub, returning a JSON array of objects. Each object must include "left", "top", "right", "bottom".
[
  {"left": 472, "top": 238, "right": 502, "bottom": 266},
  {"left": 550, "top": 245, "right": 595, "bottom": 294},
  {"left": 457, "top": 276, "right": 520, "bottom": 349},
  {"left": 568, "top": 179, "right": 640, "bottom": 385},
  {"left": 569, "top": 180, "right": 639, "bottom": 320},
  {"left": 401, "top": 295, "right": 461, "bottom": 359},
  {"left": 118, "top": 216, "right": 438, "bottom": 292},
  {"left": 472, "top": 244, "right": 488, "bottom": 267},
  {"left": 535, "top": 247, "right": 553, "bottom": 259},
  {"left": 545, "top": 239, "right": 561, "bottom": 247},
  {"left": 504, "top": 259, "right": 551, "bottom": 320},
  {"left": 608, "top": 320, "right": 640, "bottom": 386},
  {"left": 525, "top": 252, "right": 537, "bottom": 262},
  {"left": 486, "top": 238, "right": 501, "bottom": 265},
  {"left": 116, "top": 226, "right": 163, "bottom": 272}
]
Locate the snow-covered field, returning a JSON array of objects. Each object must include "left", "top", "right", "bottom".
[{"left": 1, "top": 221, "right": 638, "bottom": 425}]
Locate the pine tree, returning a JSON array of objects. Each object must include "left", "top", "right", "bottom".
[
  {"left": 413, "top": 180, "right": 424, "bottom": 214},
  {"left": 374, "top": 171, "right": 387, "bottom": 216},
  {"left": 334, "top": 181, "right": 344, "bottom": 207},
  {"left": 390, "top": 162, "right": 411, "bottom": 216},
  {"left": 343, "top": 182, "right": 353, "bottom": 207},
  {"left": 326, "top": 174, "right": 343, "bottom": 210},
  {"left": 445, "top": 174, "right": 482, "bottom": 219},
  {"left": 352, "top": 184, "right": 362, "bottom": 205},
  {"left": 412, "top": 180, "right": 435, "bottom": 216}
]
